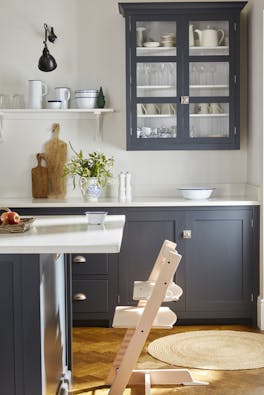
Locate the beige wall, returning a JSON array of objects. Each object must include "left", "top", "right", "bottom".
[{"left": 0, "top": 0, "right": 251, "bottom": 197}]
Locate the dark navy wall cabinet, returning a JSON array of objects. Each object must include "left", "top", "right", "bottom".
[{"left": 119, "top": 2, "right": 247, "bottom": 150}]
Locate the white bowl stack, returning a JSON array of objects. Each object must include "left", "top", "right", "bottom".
[{"left": 75, "top": 89, "right": 98, "bottom": 109}]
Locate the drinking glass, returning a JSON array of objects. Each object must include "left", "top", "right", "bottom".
[
  {"left": 0, "top": 94, "right": 11, "bottom": 109},
  {"left": 12, "top": 94, "right": 25, "bottom": 109}
]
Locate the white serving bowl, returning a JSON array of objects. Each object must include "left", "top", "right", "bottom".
[
  {"left": 85, "top": 211, "right": 108, "bottom": 225},
  {"left": 177, "top": 187, "right": 215, "bottom": 200},
  {"left": 75, "top": 90, "right": 98, "bottom": 98},
  {"left": 75, "top": 96, "right": 97, "bottom": 109}
]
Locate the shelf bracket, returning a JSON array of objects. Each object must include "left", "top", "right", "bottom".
[{"left": 94, "top": 111, "right": 103, "bottom": 141}]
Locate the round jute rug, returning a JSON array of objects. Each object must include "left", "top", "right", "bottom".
[{"left": 147, "top": 330, "right": 264, "bottom": 370}]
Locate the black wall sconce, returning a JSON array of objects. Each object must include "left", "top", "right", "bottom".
[{"left": 38, "top": 23, "right": 57, "bottom": 72}]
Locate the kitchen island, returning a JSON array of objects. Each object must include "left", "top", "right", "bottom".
[{"left": 0, "top": 214, "right": 125, "bottom": 395}]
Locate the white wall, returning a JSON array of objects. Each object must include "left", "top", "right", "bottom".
[
  {"left": 247, "top": 0, "right": 264, "bottom": 328},
  {"left": 0, "top": 0, "right": 250, "bottom": 198}
]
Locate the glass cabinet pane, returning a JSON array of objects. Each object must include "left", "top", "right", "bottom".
[
  {"left": 189, "top": 21, "right": 229, "bottom": 55},
  {"left": 189, "top": 103, "right": 229, "bottom": 138},
  {"left": 136, "top": 21, "right": 176, "bottom": 56},
  {"left": 190, "top": 62, "right": 229, "bottom": 97},
  {"left": 137, "top": 103, "right": 177, "bottom": 138},
  {"left": 137, "top": 62, "right": 177, "bottom": 97}
]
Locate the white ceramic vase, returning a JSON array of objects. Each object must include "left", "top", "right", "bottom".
[{"left": 79, "top": 177, "right": 102, "bottom": 201}]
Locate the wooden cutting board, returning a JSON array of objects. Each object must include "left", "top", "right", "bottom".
[
  {"left": 31, "top": 153, "right": 48, "bottom": 198},
  {"left": 43, "top": 123, "right": 67, "bottom": 199}
]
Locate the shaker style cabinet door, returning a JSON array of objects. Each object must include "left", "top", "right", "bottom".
[{"left": 119, "top": 1, "right": 247, "bottom": 150}]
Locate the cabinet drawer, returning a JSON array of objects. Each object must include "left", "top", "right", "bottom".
[
  {"left": 72, "top": 253, "right": 108, "bottom": 275},
  {"left": 72, "top": 279, "right": 109, "bottom": 313}
]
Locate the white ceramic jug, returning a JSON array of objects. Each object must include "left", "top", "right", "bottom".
[
  {"left": 28, "top": 80, "right": 48, "bottom": 109},
  {"left": 189, "top": 24, "right": 195, "bottom": 47},
  {"left": 194, "top": 28, "right": 225, "bottom": 47},
  {"left": 55, "top": 87, "right": 71, "bottom": 109}
]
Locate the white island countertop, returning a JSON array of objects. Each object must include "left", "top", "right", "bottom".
[{"left": 0, "top": 215, "right": 125, "bottom": 254}]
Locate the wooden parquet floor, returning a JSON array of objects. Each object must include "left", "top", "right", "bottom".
[{"left": 71, "top": 325, "right": 264, "bottom": 395}]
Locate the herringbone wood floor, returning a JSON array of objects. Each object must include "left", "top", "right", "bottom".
[{"left": 71, "top": 325, "right": 264, "bottom": 395}]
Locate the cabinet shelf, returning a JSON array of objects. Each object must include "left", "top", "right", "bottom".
[
  {"left": 190, "top": 85, "right": 229, "bottom": 89},
  {"left": 137, "top": 47, "right": 177, "bottom": 56},
  {"left": 190, "top": 113, "right": 228, "bottom": 117},
  {"left": 137, "top": 114, "right": 175, "bottom": 118},
  {"left": 137, "top": 85, "right": 174, "bottom": 90}
]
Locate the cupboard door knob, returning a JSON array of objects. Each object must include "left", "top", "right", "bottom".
[
  {"left": 182, "top": 230, "right": 192, "bottom": 239},
  {"left": 73, "top": 255, "right": 86, "bottom": 264},
  {"left": 73, "top": 293, "right": 87, "bottom": 301}
]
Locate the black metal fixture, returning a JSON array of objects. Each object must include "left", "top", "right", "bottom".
[{"left": 38, "top": 23, "right": 57, "bottom": 72}]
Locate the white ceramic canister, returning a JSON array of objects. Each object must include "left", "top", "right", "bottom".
[
  {"left": 28, "top": 80, "right": 48, "bottom": 109},
  {"left": 55, "top": 87, "right": 71, "bottom": 109}
]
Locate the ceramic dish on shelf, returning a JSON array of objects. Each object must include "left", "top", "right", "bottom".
[
  {"left": 177, "top": 187, "right": 216, "bottom": 200},
  {"left": 143, "top": 41, "right": 160, "bottom": 47}
]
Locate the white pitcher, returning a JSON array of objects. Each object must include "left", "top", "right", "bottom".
[
  {"left": 28, "top": 80, "right": 48, "bottom": 109},
  {"left": 55, "top": 87, "right": 71, "bottom": 109},
  {"left": 194, "top": 28, "right": 225, "bottom": 47}
]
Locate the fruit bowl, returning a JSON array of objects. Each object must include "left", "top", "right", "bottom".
[{"left": 177, "top": 187, "right": 215, "bottom": 200}]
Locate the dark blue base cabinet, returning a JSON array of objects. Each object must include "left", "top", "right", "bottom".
[
  {"left": 14, "top": 205, "right": 259, "bottom": 326},
  {"left": 117, "top": 206, "right": 259, "bottom": 325}
]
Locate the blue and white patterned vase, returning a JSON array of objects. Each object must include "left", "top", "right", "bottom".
[{"left": 79, "top": 177, "right": 102, "bottom": 201}]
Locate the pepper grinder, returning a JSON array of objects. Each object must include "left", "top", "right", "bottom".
[
  {"left": 125, "top": 172, "right": 132, "bottom": 202},
  {"left": 118, "top": 172, "right": 126, "bottom": 202}
]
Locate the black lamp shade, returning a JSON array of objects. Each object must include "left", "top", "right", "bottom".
[{"left": 38, "top": 46, "right": 57, "bottom": 72}]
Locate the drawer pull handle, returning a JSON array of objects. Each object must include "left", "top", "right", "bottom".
[
  {"left": 73, "top": 293, "right": 87, "bottom": 301},
  {"left": 73, "top": 255, "right": 86, "bottom": 264}
]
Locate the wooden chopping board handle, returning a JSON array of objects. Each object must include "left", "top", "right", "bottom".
[{"left": 31, "top": 153, "right": 48, "bottom": 198}]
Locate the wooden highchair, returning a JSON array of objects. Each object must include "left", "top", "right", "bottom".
[{"left": 106, "top": 240, "right": 208, "bottom": 394}]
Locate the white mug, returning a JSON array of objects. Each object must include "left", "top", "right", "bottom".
[
  {"left": 55, "top": 87, "right": 71, "bottom": 109},
  {"left": 28, "top": 80, "right": 48, "bottom": 109}
]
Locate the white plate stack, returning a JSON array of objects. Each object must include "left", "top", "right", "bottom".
[{"left": 74, "top": 89, "right": 98, "bottom": 109}]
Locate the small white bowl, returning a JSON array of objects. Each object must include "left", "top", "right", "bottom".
[
  {"left": 75, "top": 90, "right": 98, "bottom": 98},
  {"left": 75, "top": 96, "right": 97, "bottom": 109},
  {"left": 47, "top": 100, "right": 62, "bottom": 109},
  {"left": 177, "top": 187, "right": 215, "bottom": 200},
  {"left": 85, "top": 211, "right": 107, "bottom": 225}
]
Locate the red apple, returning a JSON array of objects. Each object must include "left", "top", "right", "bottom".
[
  {"left": 1, "top": 212, "right": 9, "bottom": 224},
  {"left": 7, "top": 211, "right": 20, "bottom": 224}
]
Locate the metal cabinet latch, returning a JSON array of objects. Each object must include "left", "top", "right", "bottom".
[
  {"left": 182, "top": 230, "right": 192, "bottom": 239},
  {"left": 181, "top": 96, "right": 189, "bottom": 104},
  {"left": 73, "top": 293, "right": 87, "bottom": 301}
]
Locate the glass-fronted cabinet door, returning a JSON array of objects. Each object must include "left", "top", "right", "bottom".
[
  {"left": 187, "top": 19, "right": 235, "bottom": 147},
  {"left": 119, "top": 2, "right": 247, "bottom": 150},
  {"left": 132, "top": 19, "right": 179, "bottom": 149}
]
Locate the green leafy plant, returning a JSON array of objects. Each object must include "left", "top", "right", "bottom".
[{"left": 64, "top": 142, "right": 114, "bottom": 188}]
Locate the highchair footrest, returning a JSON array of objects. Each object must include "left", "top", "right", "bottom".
[{"left": 112, "top": 306, "right": 177, "bottom": 328}]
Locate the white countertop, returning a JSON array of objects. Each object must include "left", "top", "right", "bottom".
[
  {"left": 0, "top": 196, "right": 260, "bottom": 208},
  {"left": 0, "top": 215, "right": 125, "bottom": 254}
]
